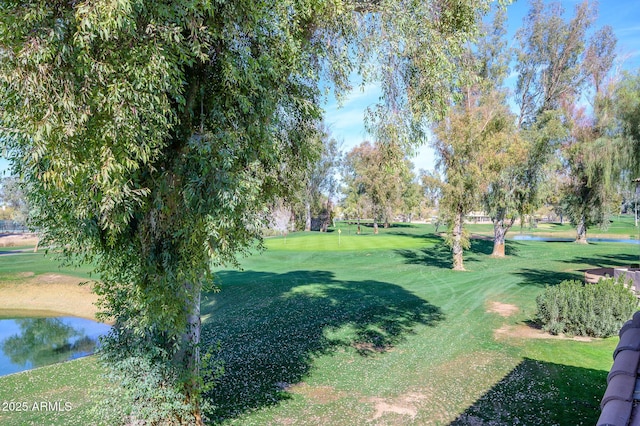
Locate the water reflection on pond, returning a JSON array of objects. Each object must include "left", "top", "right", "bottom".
[{"left": 0, "top": 316, "right": 111, "bottom": 376}]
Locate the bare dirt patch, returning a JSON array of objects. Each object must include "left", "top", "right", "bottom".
[
  {"left": 494, "top": 324, "right": 592, "bottom": 342},
  {"left": 0, "top": 233, "right": 39, "bottom": 248},
  {"left": 288, "top": 383, "right": 346, "bottom": 404},
  {"left": 361, "top": 392, "right": 430, "bottom": 422},
  {"left": 0, "top": 273, "right": 100, "bottom": 321},
  {"left": 486, "top": 301, "right": 519, "bottom": 317}
]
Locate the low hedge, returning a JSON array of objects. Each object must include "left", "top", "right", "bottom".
[{"left": 536, "top": 277, "right": 638, "bottom": 338}]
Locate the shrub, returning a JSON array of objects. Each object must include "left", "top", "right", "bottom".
[{"left": 536, "top": 277, "right": 638, "bottom": 338}]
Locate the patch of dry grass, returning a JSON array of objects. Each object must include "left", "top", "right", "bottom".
[
  {"left": 486, "top": 301, "right": 519, "bottom": 317},
  {"left": 0, "top": 233, "right": 39, "bottom": 248},
  {"left": 0, "top": 273, "right": 99, "bottom": 321}
]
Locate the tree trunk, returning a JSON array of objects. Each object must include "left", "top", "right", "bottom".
[
  {"left": 357, "top": 216, "right": 361, "bottom": 234},
  {"left": 373, "top": 220, "right": 379, "bottom": 234},
  {"left": 492, "top": 210, "right": 515, "bottom": 257},
  {"left": 575, "top": 216, "right": 588, "bottom": 244},
  {"left": 304, "top": 199, "right": 311, "bottom": 231},
  {"left": 180, "top": 281, "right": 204, "bottom": 425},
  {"left": 492, "top": 225, "right": 506, "bottom": 257},
  {"left": 452, "top": 210, "right": 465, "bottom": 271}
]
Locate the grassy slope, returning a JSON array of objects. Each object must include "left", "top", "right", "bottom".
[{"left": 0, "top": 223, "right": 636, "bottom": 425}]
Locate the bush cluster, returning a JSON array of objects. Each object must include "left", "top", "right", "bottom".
[{"left": 536, "top": 277, "right": 638, "bottom": 338}]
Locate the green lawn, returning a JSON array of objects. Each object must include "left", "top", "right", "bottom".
[
  {"left": 1, "top": 222, "right": 636, "bottom": 425},
  {"left": 464, "top": 214, "right": 640, "bottom": 240},
  {"left": 0, "top": 251, "right": 93, "bottom": 280}
]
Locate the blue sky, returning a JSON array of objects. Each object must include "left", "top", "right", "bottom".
[{"left": 322, "top": 0, "right": 640, "bottom": 173}]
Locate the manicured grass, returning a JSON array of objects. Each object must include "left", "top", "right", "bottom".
[
  {"left": 0, "top": 252, "right": 93, "bottom": 281},
  {"left": 264, "top": 224, "right": 439, "bottom": 252},
  {"left": 204, "top": 224, "right": 633, "bottom": 424},
  {"left": 1, "top": 222, "right": 636, "bottom": 424},
  {"left": 0, "top": 357, "right": 104, "bottom": 426},
  {"left": 465, "top": 214, "right": 640, "bottom": 240}
]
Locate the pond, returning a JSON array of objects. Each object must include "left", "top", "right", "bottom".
[
  {"left": 0, "top": 315, "right": 111, "bottom": 377},
  {"left": 512, "top": 235, "right": 640, "bottom": 244}
]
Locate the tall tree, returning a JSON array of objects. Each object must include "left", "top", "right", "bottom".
[
  {"left": 0, "top": 1, "right": 495, "bottom": 423},
  {"left": 302, "top": 123, "right": 340, "bottom": 232},
  {"left": 342, "top": 141, "right": 411, "bottom": 233},
  {"left": 473, "top": 8, "right": 529, "bottom": 257},
  {"left": 560, "top": 91, "right": 621, "bottom": 243},
  {"left": 432, "top": 7, "right": 521, "bottom": 266},
  {"left": 614, "top": 70, "right": 640, "bottom": 176},
  {"left": 515, "top": 0, "right": 597, "bottom": 127},
  {"left": 514, "top": 0, "right": 617, "bottom": 243},
  {"left": 432, "top": 88, "right": 514, "bottom": 270}
]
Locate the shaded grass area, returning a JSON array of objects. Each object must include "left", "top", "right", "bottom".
[
  {"left": 451, "top": 358, "right": 607, "bottom": 425},
  {"left": 202, "top": 226, "right": 634, "bottom": 424},
  {"left": 202, "top": 270, "right": 444, "bottom": 422},
  {"left": 0, "top": 357, "right": 104, "bottom": 426},
  {"left": 0, "top": 222, "right": 637, "bottom": 424}
]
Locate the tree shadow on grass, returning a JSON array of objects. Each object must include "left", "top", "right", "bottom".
[
  {"left": 470, "top": 238, "right": 523, "bottom": 257},
  {"left": 386, "top": 230, "right": 438, "bottom": 241},
  {"left": 469, "top": 238, "right": 494, "bottom": 255},
  {"left": 450, "top": 358, "right": 606, "bottom": 425},
  {"left": 395, "top": 241, "right": 456, "bottom": 269},
  {"left": 561, "top": 252, "right": 640, "bottom": 268},
  {"left": 512, "top": 268, "right": 583, "bottom": 287},
  {"left": 394, "top": 237, "right": 521, "bottom": 269},
  {"left": 201, "top": 270, "right": 444, "bottom": 422}
]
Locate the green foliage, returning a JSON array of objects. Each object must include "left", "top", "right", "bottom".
[
  {"left": 0, "top": 177, "right": 30, "bottom": 225},
  {"left": 536, "top": 277, "right": 638, "bottom": 338},
  {"left": 514, "top": 0, "right": 619, "bottom": 242},
  {"left": 0, "top": 0, "right": 497, "bottom": 422},
  {"left": 341, "top": 141, "right": 415, "bottom": 228},
  {"left": 614, "top": 70, "right": 640, "bottom": 176},
  {"left": 94, "top": 327, "right": 224, "bottom": 425},
  {"left": 515, "top": 0, "right": 601, "bottom": 126}
]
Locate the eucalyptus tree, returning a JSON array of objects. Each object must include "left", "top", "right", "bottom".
[
  {"left": 419, "top": 169, "right": 443, "bottom": 209},
  {"left": 342, "top": 141, "right": 410, "bottom": 233},
  {"left": 514, "top": 0, "right": 617, "bottom": 243},
  {"left": 301, "top": 123, "right": 340, "bottom": 232},
  {"left": 515, "top": 0, "right": 599, "bottom": 127},
  {"left": 473, "top": 9, "right": 529, "bottom": 257},
  {"left": 0, "top": 0, "right": 496, "bottom": 423},
  {"left": 614, "top": 70, "right": 640, "bottom": 176},
  {"left": 432, "top": 89, "right": 516, "bottom": 269},
  {"left": 561, "top": 87, "right": 622, "bottom": 243},
  {"left": 432, "top": 8, "right": 522, "bottom": 266}
]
